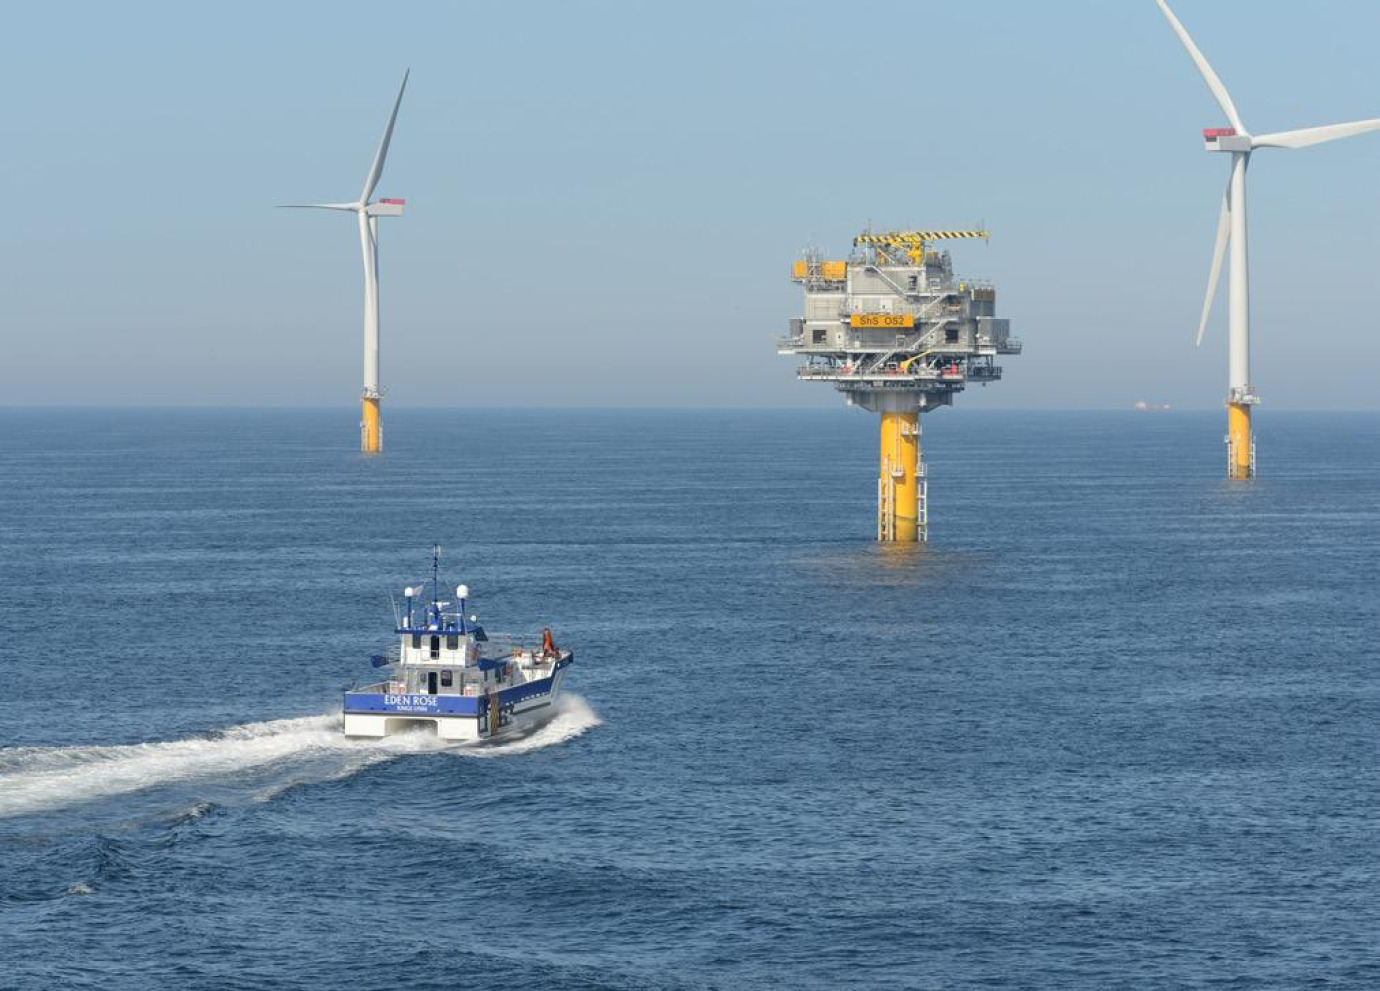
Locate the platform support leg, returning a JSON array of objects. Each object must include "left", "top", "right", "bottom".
[
  {"left": 878, "top": 411, "right": 921, "bottom": 542},
  {"left": 1227, "top": 402, "right": 1253, "bottom": 479},
  {"left": 362, "top": 396, "right": 382, "bottom": 454}
]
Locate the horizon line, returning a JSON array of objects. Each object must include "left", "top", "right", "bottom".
[{"left": 5, "top": 404, "right": 1380, "bottom": 414}]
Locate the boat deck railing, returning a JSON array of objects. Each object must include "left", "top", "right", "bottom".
[
  {"left": 483, "top": 632, "right": 550, "bottom": 656},
  {"left": 348, "top": 672, "right": 492, "bottom": 698},
  {"left": 381, "top": 631, "right": 559, "bottom": 663},
  {"left": 349, "top": 636, "right": 566, "bottom": 699}
]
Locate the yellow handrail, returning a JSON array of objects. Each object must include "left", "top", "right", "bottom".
[{"left": 899, "top": 350, "right": 934, "bottom": 373}]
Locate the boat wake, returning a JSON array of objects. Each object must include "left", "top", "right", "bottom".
[
  {"left": 0, "top": 695, "right": 600, "bottom": 820},
  {"left": 471, "top": 695, "right": 602, "bottom": 757}
]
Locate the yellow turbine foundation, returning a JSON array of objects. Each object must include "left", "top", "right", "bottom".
[
  {"left": 1227, "top": 402, "right": 1252, "bottom": 478},
  {"left": 361, "top": 397, "right": 382, "bottom": 454},
  {"left": 878, "top": 411, "right": 921, "bottom": 542}
]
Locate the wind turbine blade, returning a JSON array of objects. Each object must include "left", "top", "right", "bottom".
[
  {"left": 277, "top": 203, "right": 359, "bottom": 211},
  {"left": 1252, "top": 118, "right": 1380, "bottom": 149},
  {"left": 1196, "top": 182, "right": 1231, "bottom": 347},
  {"left": 1155, "top": 0, "right": 1246, "bottom": 134},
  {"left": 360, "top": 69, "right": 409, "bottom": 205}
]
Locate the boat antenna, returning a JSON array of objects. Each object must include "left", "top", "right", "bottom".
[{"left": 431, "top": 543, "right": 441, "bottom": 612}]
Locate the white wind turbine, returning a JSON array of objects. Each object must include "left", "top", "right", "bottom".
[
  {"left": 1156, "top": 1, "right": 1380, "bottom": 477},
  {"left": 282, "top": 70, "right": 409, "bottom": 454}
]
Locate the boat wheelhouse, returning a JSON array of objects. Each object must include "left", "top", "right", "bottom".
[{"left": 343, "top": 549, "right": 573, "bottom": 741}]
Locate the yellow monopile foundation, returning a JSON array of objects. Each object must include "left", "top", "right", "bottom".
[
  {"left": 878, "top": 411, "right": 920, "bottom": 542},
  {"left": 1227, "top": 402, "right": 1251, "bottom": 478},
  {"left": 362, "top": 397, "right": 382, "bottom": 454}
]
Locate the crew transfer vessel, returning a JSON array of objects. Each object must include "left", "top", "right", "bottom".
[{"left": 343, "top": 549, "right": 574, "bottom": 741}]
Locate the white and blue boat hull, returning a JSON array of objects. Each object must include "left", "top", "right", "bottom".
[{"left": 343, "top": 657, "right": 571, "bottom": 742}]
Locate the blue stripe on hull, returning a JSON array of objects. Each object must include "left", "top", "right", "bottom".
[{"left": 343, "top": 656, "right": 571, "bottom": 717}]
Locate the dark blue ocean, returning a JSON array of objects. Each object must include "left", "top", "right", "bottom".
[{"left": 1, "top": 408, "right": 1377, "bottom": 989}]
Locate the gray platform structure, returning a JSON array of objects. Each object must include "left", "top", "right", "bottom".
[{"left": 777, "top": 229, "right": 1022, "bottom": 540}]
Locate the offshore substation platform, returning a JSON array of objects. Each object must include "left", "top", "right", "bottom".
[{"left": 778, "top": 229, "right": 1021, "bottom": 542}]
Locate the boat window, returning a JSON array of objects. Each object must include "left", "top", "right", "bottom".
[
  {"left": 429, "top": 636, "right": 441, "bottom": 660},
  {"left": 441, "top": 670, "right": 453, "bottom": 687},
  {"left": 411, "top": 634, "right": 421, "bottom": 650},
  {"left": 446, "top": 634, "right": 459, "bottom": 651}
]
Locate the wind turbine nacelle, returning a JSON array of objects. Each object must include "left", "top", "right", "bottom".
[
  {"left": 367, "top": 199, "right": 406, "bottom": 217},
  {"left": 1203, "top": 128, "right": 1250, "bottom": 153}
]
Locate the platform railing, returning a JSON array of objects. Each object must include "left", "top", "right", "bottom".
[{"left": 796, "top": 365, "right": 946, "bottom": 380}]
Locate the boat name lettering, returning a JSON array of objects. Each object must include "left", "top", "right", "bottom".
[{"left": 384, "top": 694, "right": 439, "bottom": 708}]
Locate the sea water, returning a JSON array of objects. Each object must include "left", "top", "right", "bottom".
[{"left": 0, "top": 408, "right": 1377, "bottom": 989}]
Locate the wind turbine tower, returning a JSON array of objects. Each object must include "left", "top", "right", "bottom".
[
  {"left": 282, "top": 71, "right": 409, "bottom": 454},
  {"left": 1156, "top": 2, "right": 1380, "bottom": 478}
]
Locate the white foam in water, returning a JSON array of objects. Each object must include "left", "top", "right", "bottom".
[
  {"left": 0, "top": 695, "right": 600, "bottom": 819},
  {"left": 468, "top": 694, "right": 602, "bottom": 758}
]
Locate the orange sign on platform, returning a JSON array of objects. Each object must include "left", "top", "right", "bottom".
[{"left": 850, "top": 313, "right": 913, "bottom": 329}]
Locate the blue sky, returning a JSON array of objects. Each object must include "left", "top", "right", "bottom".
[{"left": 3, "top": 0, "right": 1380, "bottom": 409}]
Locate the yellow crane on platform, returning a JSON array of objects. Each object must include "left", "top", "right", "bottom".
[{"left": 853, "top": 229, "right": 989, "bottom": 265}]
